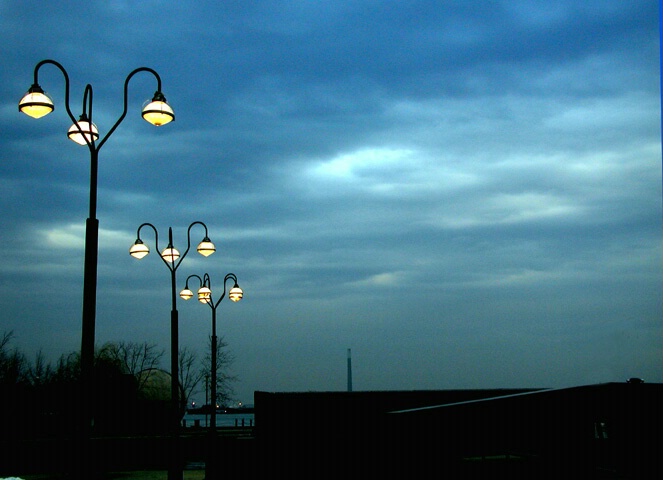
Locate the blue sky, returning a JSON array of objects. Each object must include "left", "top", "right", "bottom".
[{"left": 1, "top": 1, "right": 661, "bottom": 405}]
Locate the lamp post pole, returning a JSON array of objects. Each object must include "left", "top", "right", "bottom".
[
  {"left": 18, "top": 59, "right": 175, "bottom": 476},
  {"left": 130, "top": 222, "right": 216, "bottom": 480},
  {"left": 180, "top": 272, "right": 243, "bottom": 479}
]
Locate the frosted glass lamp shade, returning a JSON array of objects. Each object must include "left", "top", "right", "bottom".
[
  {"left": 161, "top": 246, "right": 180, "bottom": 263},
  {"left": 197, "top": 286, "right": 212, "bottom": 303},
  {"left": 142, "top": 92, "right": 174, "bottom": 126},
  {"left": 19, "top": 87, "right": 54, "bottom": 119},
  {"left": 180, "top": 288, "right": 194, "bottom": 300},
  {"left": 129, "top": 241, "right": 149, "bottom": 259},
  {"left": 229, "top": 286, "right": 243, "bottom": 302},
  {"left": 68, "top": 118, "right": 99, "bottom": 145},
  {"left": 197, "top": 237, "right": 216, "bottom": 257}
]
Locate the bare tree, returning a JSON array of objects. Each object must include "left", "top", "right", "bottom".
[
  {"left": 0, "top": 331, "right": 10, "bottom": 351},
  {"left": 28, "top": 350, "right": 54, "bottom": 386},
  {"left": 0, "top": 331, "right": 28, "bottom": 385},
  {"left": 201, "top": 335, "right": 238, "bottom": 406},
  {"left": 52, "top": 351, "right": 80, "bottom": 383},
  {"left": 179, "top": 346, "right": 205, "bottom": 409},
  {"left": 98, "top": 341, "right": 164, "bottom": 391}
]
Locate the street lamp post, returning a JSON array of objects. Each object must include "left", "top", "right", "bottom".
[
  {"left": 180, "top": 272, "right": 243, "bottom": 479},
  {"left": 180, "top": 273, "right": 243, "bottom": 429},
  {"left": 130, "top": 221, "right": 216, "bottom": 480},
  {"left": 18, "top": 59, "right": 174, "bottom": 476}
]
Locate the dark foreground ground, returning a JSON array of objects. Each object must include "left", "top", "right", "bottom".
[
  {"left": 3, "top": 438, "right": 641, "bottom": 480},
  {"left": 1, "top": 426, "right": 655, "bottom": 479},
  {"left": 13, "top": 460, "right": 635, "bottom": 480},
  {"left": 5, "top": 384, "right": 660, "bottom": 479},
  {"left": 21, "top": 471, "right": 204, "bottom": 480}
]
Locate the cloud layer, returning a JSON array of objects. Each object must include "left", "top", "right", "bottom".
[{"left": 0, "top": 1, "right": 660, "bottom": 403}]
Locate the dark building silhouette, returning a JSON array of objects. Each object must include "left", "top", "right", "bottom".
[
  {"left": 254, "top": 383, "right": 662, "bottom": 478},
  {"left": 2, "top": 381, "right": 660, "bottom": 478}
]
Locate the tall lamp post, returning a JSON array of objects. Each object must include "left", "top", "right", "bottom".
[
  {"left": 180, "top": 272, "right": 243, "bottom": 479},
  {"left": 18, "top": 59, "right": 174, "bottom": 473},
  {"left": 130, "top": 221, "right": 216, "bottom": 480},
  {"left": 180, "top": 273, "right": 243, "bottom": 429}
]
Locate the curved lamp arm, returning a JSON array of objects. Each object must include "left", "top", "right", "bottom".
[
  {"left": 129, "top": 221, "right": 215, "bottom": 272},
  {"left": 19, "top": 60, "right": 174, "bottom": 152},
  {"left": 67, "top": 84, "right": 99, "bottom": 148},
  {"left": 20, "top": 61, "right": 97, "bottom": 150},
  {"left": 180, "top": 274, "right": 204, "bottom": 300},
  {"left": 184, "top": 221, "right": 216, "bottom": 261},
  {"left": 20, "top": 59, "right": 79, "bottom": 135},
  {"left": 97, "top": 66, "right": 172, "bottom": 150},
  {"left": 205, "top": 272, "right": 243, "bottom": 310},
  {"left": 180, "top": 272, "right": 243, "bottom": 309}
]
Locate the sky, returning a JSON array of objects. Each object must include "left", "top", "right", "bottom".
[{"left": 0, "top": 1, "right": 661, "bottom": 406}]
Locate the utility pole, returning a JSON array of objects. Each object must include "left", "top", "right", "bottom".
[{"left": 347, "top": 348, "right": 353, "bottom": 392}]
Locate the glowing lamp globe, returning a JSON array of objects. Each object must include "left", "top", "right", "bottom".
[
  {"left": 18, "top": 86, "right": 54, "bottom": 119},
  {"left": 129, "top": 241, "right": 150, "bottom": 259},
  {"left": 197, "top": 237, "right": 216, "bottom": 257},
  {"left": 179, "top": 288, "right": 194, "bottom": 300},
  {"left": 197, "top": 286, "right": 212, "bottom": 303},
  {"left": 229, "top": 286, "right": 243, "bottom": 302},
  {"left": 142, "top": 92, "right": 174, "bottom": 126},
  {"left": 161, "top": 246, "right": 180, "bottom": 263},
  {"left": 68, "top": 117, "right": 99, "bottom": 145}
]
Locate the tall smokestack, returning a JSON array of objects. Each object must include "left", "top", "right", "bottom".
[{"left": 347, "top": 348, "right": 353, "bottom": 392}]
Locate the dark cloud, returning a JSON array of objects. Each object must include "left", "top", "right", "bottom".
[{"left": 0, "top": 0, "right": 660, "bottom": 403}]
